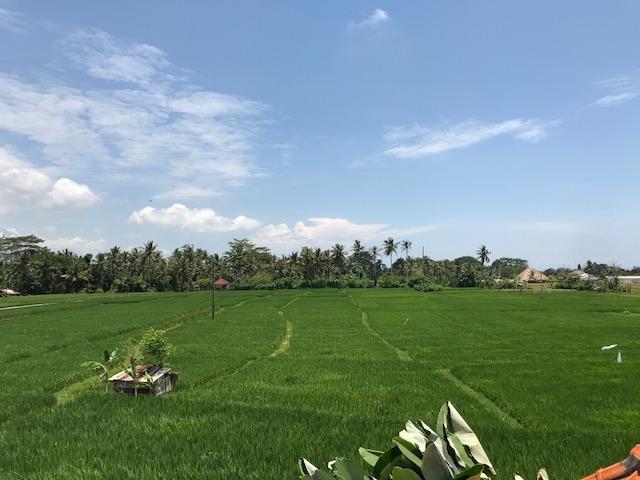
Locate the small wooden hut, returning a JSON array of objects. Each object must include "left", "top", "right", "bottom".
[
  {"left": 108, "top": 364, "right": 178, "bottom": 396},
  {"left": 214, "top": 278, "right": 230, "bottom": 289}
]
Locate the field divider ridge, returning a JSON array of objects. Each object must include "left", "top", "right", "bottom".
[
  {"left": 348, "top": 295, "right": 525, "bottom": 430},
  {"left": 227, "top": 293, "right": 272, "bottom": 310},
  {"left": 435, "top": 369, "right": 525, "bottom": 430},
  {"left": 348, "top": 295, "right": 412, "bottom": 362},
  {"left": 50, "top": 296, "right": 277, "bottom": 406},
  {"left": 188, "top": 293, "right": 305, "bottom": 388},
  {"left": 0, "top": 302, "right": 57, "bottom": 311},
  {"left": 270, "top": 292, "right": 307, "bottom": 358}
]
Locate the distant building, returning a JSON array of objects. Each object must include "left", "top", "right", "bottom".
[
  {"left": 572, "top": 270, "right": 599, "bottom": 281},
  {"left": 0, "top": 288, "right": 20, "bottom": 296},
  {"left": 616, "top": 276, "right": 640, "bottom": 285},
  {"left": 214, "top": 278, "right": 230, "bottom": 289},
  {"left": 517, "top": 268, "right": 549, "bottom": 283}
]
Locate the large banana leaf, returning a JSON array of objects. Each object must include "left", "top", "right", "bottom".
[{"left": 298, "top": 401, "right": 546, "bottom": 480}]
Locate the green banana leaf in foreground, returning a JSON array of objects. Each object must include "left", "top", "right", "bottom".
[{"left": 299, "top": 401, "right": 547, "bottom": 480}]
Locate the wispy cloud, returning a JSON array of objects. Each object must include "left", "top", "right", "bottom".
[
  {"left": 0, "top": 147, "right": 99, "bottom": 214},
  {"left": 0, "top": 7, "right": 25, "bottom": 33},
  {"left": 384, "top": 119, "right": 554, "bottom": 159},
  {"left": 348, "top": 9, "right": 390, "bottom": 31},
  {"left": 594, "top": 74, "right": 640, "bottom": 107},
  {"left": 252, "top": 217, "right": 437, "bottom": 252},
  {"left": 44, "top": 236, "right": 107, "bottom": 255},
  {"left": 60, "top": 28, "right": 173, "bottom": 87},
  {"left": 129, "top": 203, "right": 260, "bottom": 233},
  {"left": 153, "top": 185, "right": 221, "bottom": 201},
  {"left": 0, "top": 28, "right": 268, "bottom": 205}
]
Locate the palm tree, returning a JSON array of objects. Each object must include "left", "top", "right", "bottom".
[
  {"left": 383, "top": 237, "right": 397, "bottom": 270},
  {"left": 352, "top": 240, "right": 364, "bottom": 256},
  {"left": 370, "top": 245, "right": 381, "bottom": 285},
  {"left": 476, "top": 245, "right": 491, "bottom": 266},
  {"left": 330, "top": 243, "right": 346, "bottom": 275},
  {"left": 141, "top": 241, "right": 160, "bottom": 289},
  {"left": 300, "top": 247, "right": 314, "bottom": 284},
  {"left": 320, "top": 250, "right": 331, "bottom": 280},
  {"left": 226, "top": 238, "right": 270, "bottom": 280},
  {"left": 287, "top": 251, "right": 299, "bottom": 278},
  {"left": 400, "top": 240, "right": 412, "bottom": 281}
]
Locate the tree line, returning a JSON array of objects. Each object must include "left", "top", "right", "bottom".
[{"left": 1, "top": 235, "right": 637, "bottom": 295}]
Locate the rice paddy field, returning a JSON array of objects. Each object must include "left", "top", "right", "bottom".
[{"left": 1, "top": 288, "right": 639, "bottom": 479}]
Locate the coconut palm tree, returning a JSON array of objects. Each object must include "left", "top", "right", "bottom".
[
  {"left": 383, "top": 237, "right": 397, "bottom": 270},
  {"left": 400, "top": 240, "right": 412, "bottom": 281},
  {"left": 320, "top": 249, "right": 331, "bottom": 280},
  {"left": 300, "top": 247, "right": 313, "bottom": 284},
  {"left": 330, "top": 244, "right": 347, "bottom": 275},
  {"left": 141, "top": 241, "right": 161, "bottom": 289},
  {"left": 352, "top": 240, "right": 364, "bottom": 256},
  {"left": 370, "top": 245, "right": 381, "bottom": 285},
  {"left": 476, "top": 245, "right": 491, "bottom": 266}
]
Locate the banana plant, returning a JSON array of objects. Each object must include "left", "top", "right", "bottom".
[
  {"left": 299, "top": 402, "right": 546, "bottom": 480},
  {"left": 81, "top": 349, "right": 118, "bottom": 381}
]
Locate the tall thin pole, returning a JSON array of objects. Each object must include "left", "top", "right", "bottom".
[{"left": 211, "top": 264, "right": 216, "bottom": 319}]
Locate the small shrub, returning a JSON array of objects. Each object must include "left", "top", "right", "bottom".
[
  {"left": 343, "top": 275, "right": 375, "bottom": 288},
  {"left": 194, "top": 277, "right": 212, "bottom": 291},
  {"left": 139, "top": 328, "right": 173, "bottom": 367},
  {"left": 378, "top": 274, "right": 406, "bottom": 288},
  {"left": 413, "top": 280, "right": 443, "bottom": 292},
  {"left": 493, "top": 279, "right": 522, "bottom": 290}
]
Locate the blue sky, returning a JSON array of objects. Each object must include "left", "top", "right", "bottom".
[{"left": 1, "top": 1, "right": 638, "bottom": 268}]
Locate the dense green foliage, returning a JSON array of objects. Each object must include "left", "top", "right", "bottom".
[
  {"left": 1, "top": 289, "right": 639, "bottom": 479},
  {"left": 2, "top": 234, "right": 638, "bottom": 295},
  {"left": 300, "top": 401, "right": 515, "bottom": 480},
  {"left": 138, "top": 328, "right": 173, "bottom": 367}
]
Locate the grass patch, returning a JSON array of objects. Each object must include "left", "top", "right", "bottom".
[{"left": 0, "top": 289, "right": 639, "bottom": 479}]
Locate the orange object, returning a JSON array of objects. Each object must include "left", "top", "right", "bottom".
[{"left": 582, "top": 445, "right": 640, "bottom": 480}]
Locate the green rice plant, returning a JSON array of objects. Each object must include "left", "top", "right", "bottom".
[
  {"left": 299, "top": 401, "right": 546, "bottom": 480},
  {"left": 2, "top": 289, "right": 640, "bottom": 479}
]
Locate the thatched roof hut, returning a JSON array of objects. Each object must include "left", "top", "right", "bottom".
[{"left": 517, "top": 268, "right": 549, "bottom": 283}]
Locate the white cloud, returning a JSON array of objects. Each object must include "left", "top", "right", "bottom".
[
  {"left": 153, "top": 184, "right": 221, "bottom": 200},
  {"left": 0, "top": 8, "right": 25, "bottom": 33},
  {"left": 252, "top": 217, "right": 437, "bottom": 252},
  {"left": 61, "top": 28, "right": 173, "bottom": 86},
  {"left": 384, "top": 119, "right": 553, "bottom": 159},
  {"left": 594, "top": 75, "right": 640, "bottom": 107},
  {"left": 0, "top": 147, "right": 98, "bottom": 214},
  {"left": 128, "top": 203, "right": 260, "bottom": 233},
  {"left": 0, "top": 28, "right": 268, "bottom": 200},
  {"left": 44, "top": 236, "right": 107, "bottom": 255},
  {"left": 348, "top": 9, "right": 390, "bottom": 30},
  {"left": 44, "top": 178, "right": 99, "bottom": 208}
]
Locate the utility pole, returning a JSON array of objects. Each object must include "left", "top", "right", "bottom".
[{"left": 211, "top": 263, "right": 216, "bottom": 319}]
